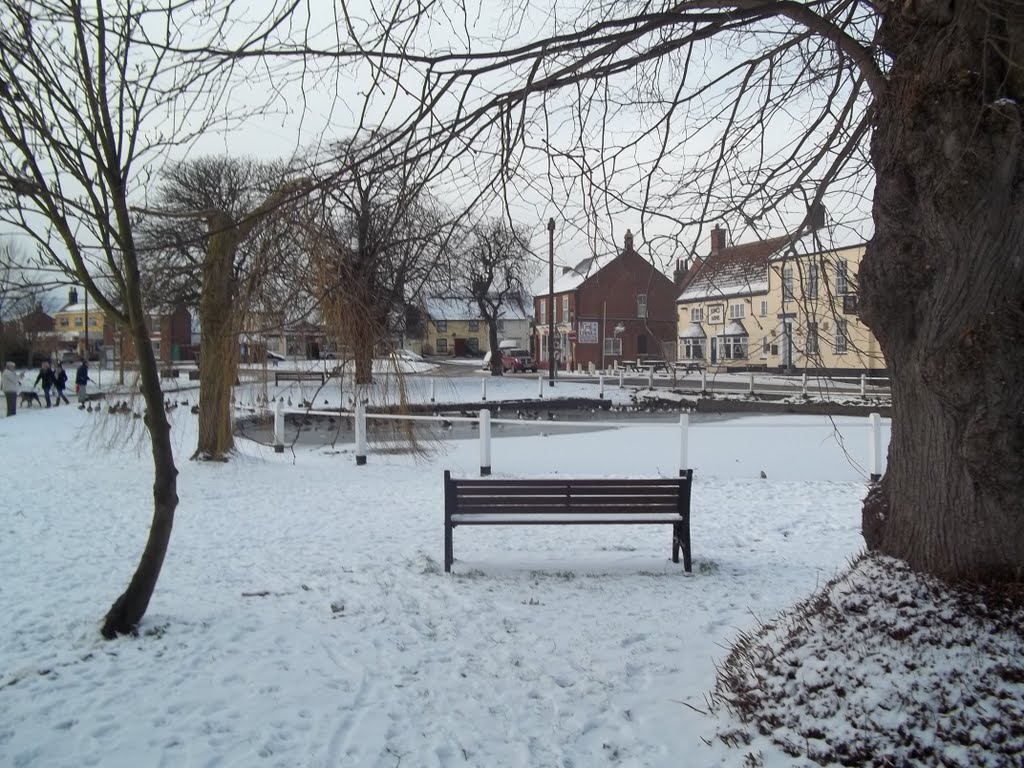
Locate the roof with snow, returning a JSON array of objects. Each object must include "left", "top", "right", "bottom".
[
  {"left": 424, "top": 297, "right": 528, "bottom": 322},
  {"left": 530, "top": 251, "right": 619, "bottom": 297},
  {"left": 678, "top": 235, "right": 793, "bottom": 302}
]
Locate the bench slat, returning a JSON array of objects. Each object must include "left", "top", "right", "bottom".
[
  {"left": 452, "top": 503, "right": 679, "bottom": 514},
  {"left": 451, "top": 516, "right": 682, "bottom": 525},
  {"left": 452, "top": 478, "right": 681, "bottom": 488}
]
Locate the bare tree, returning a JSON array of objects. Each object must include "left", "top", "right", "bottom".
[
  {"left": 138, "top": 156, "right": 309, "bottom": 460},
  {"left": 251, "top": 2, "right": 1024, "bottom": 583},
  {"left": 451, "top": 219, "right": 532, "bottom": 376},
  {"left": 307, "top": 137, "right": 452, "bottom": 385},
  {"left": 0, "top": 0, "right": 294, "bottom": 636}
]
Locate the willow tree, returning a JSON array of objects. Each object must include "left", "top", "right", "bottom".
[
  {"left": 0, "top": 0, "right": 296, "bottom": 636},
  {"left": 139, "top": 157, "right": 307, "bottom": 460},
  {"left": 271, "top": 0, "right": 1021, "bottom": 582}
]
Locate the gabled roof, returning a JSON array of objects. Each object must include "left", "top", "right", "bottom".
[
  {"left": 678, "top": 235, "right": 793, "bottom": 302},
  {"left": 531, "top": 252, "right": 618, "bottom": 297},
  {"left": 424, "top": 297, "right": 528, "bottom": 322}
]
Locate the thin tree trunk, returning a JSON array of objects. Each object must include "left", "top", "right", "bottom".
[
  {"left": 487, "top": 314, "right": 502, "bottom": 376},
  {"left": 101, "top": 301, "right": 178, "bottom": 637},
  {"left": 860, "top": 4, "right": 1024, "bottom": 582}
]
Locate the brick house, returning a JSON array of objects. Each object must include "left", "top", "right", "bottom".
[
  {"left": 532, "top": 230, "right": 678, "bottom": 371},
  {"left": 103, "top": 304, "right": 193, "bottom": 364}
]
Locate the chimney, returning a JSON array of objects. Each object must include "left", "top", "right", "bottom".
[
  {"left": 623, "top": 229, "right": 634, "bottom": 253},
  {"left": 673, "top": 259, "right": 686, "bottom": 287},
  {"left": 808, "top": 203, "right": 826, "bottom": 231},
  {"left": 69, "top": 287, "right": 78, "bottom": 306},
  {"left": 710, "top": 226, "right": 727, "bottom": 254}
]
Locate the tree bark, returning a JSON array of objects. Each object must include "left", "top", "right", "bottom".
[
  {"left": 195, "top": 224, "right": 240, "bottom": 460},
  {"left": 101, "top": 291, "right": 178, "bottom": 637},
  {"left": 859, "top": 3, "right": 1024, "bottom": 582}
]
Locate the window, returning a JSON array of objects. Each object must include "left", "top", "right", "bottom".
[
  {"left": 74, "top": 317, "right": 83, "bottom": 327},
  {"left": 466, "top": 337, "right": 479, "bottom": 352},
  {"left": 836, "top": 259, "right": 849, "bottom": 295},
  {"left": 435, "top": 320, "right": 447, "bottom": 333},
  {"left": 807, "top": 321, "right": 819, "bottom": 355},
  {"left": 783, "top": 267, "right": 794, "bottom": 301},
  {"left": 683, "top": 340, "right": 704, "bottom": 360},
  {"left": 834, "top": 319, "right": 848, "bottom": 353},
  {"left": 759, "top": 300, "right": 768, "bottom": 317},
  {"left": 60, "top": 318, "right": 69, "bottom": 327},
  {"left": 721, "top": 335, "right": 748, "bottom": 359},
  {"left": 636, "top": 293, "right": 648, "bottom": 319},
  {"left": 690, "top": 307, "right": 703, "bottom": 323},
  {"left": 538, "top": 299, "right": 546, "bottom": 325},
  {"left": 436, "top": 338, "right": 448, "bottom": 353},
  {"left": 603, "top": 337, "right": 622, "bottom": 356},
  {"left": 561, "top": 295, "right": 569, "bottom": 321},
  {"left": 729, "top": 303, "right": 745, "bottom": 319},
  {"left": 89, "top": 317, "right": 98, "bottom": 327},
  {"left": 468, "top": 320, "right": 479, "bottom": 332},
  {"left": 806, "top": 262, "right": 819, "bottom": 299},
  {"left": 496, "top": 319, "right": 505, "bottom": 332}
]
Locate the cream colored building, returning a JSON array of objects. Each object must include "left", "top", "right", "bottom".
[
  {"left": 421, "top": 297, "right": 530, "bottom": 356},
  {"left": 677, "top": 229, "right": 885, "bottom": 374}
]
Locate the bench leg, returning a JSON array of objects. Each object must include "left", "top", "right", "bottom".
[
  {"left": 672, "top": 522, "right": 680, "bottom": 564},
  {"left": 444, "top": 523, "right": 453, "bottom": 573}
]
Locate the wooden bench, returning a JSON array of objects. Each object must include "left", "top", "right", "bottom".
[
  {"left": 443, "top": 470, "right": 693, "bottom": 573},
  {"left": 273, "top": 370, "right": 326, "bottom": 386},
  {"left": 159, "top": 367, "right": 179, "bottom": 380},
  {"left": 637, "top": 359, "right": 670, "bottom": 374}
]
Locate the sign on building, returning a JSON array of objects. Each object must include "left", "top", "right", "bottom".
[
  {"left": 577, "top": 321, "right": 598, "bottom": 344},
  {"left": 708, "top": 304, "right": 724, "bottom": 325}
]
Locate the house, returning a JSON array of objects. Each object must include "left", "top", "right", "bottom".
[
  {"left": 420, "top": 297, "right": 530, "bottom": 356},
  {"left": 0, "top": 304, "right": 57, "bottom": 366},
  {"left": 676, "top": 226, "right": 885, "bottom": 374},
  {"left": 103, "top": 304, "right": 193, "bottom": 365},
  {"left": 53, "top": 288, "right": 105, "bottom": 360},
  {"left": 532, "top": 230, "right": 679, "bottom": 371}
]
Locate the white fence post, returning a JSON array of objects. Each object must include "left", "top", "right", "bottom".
[
  {"left": 868, "top": 412, "right": 882, "bottom": 482},
  {"left": 538, "top": 373, "right": 544, "bottom": 399},
  {"left": 355, "top": 400, "right": 367, "bottom": 466},
  {"left": 598, "top": 374, "right": 604, "bottom": 399},
  {"left": 748, "top": 372, "right": 755, "bottom": 395},
  {"left": 648, "top": 370, "right": 654, "bottom": 388},
  {"left": 430, "top": 378, "right": 435, "bottom": 403},
  {"left": 700, "top": 369, "right": 707, "bottom": 395},
  {"left": 273, "top": 398, "right": 285, "bottom": 453},
  {"left": 679, "top": 412, "right": 689, "bottom": 472},
  {"left": 619, "top": 369, "right": 624, "bottom": 388},
  {"left": 481, "top": 377, "right": 487, "bottom": 402},
  {"left": 479, "top": 408, "right": 491, "bottom": 476},
  {"left": 801, "top": 372, "right": 808, "bottom": 396},
  {"left": 860, "top": 373, "right": 867, "bottom": 397}
]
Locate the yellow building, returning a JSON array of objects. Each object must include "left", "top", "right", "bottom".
[
  {"left": 421, "top": 297, "right": 530, "bottom": 356},
  {"left": 53, "top": 288, "right": 106, "bottom": 358},
  {"left": 676, "top": 228, "right": 885, "bottom": 374}
]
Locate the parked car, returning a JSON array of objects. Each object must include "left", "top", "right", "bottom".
[{"left": 503, "top": 349, "right": 536, "bottom": 373}]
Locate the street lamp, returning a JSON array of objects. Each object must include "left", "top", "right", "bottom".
[{"left": 547, "top": 217, "right": 556, "bottom": 387}]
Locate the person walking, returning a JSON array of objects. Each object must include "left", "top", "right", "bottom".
[
  {"left": 53, "top": 362, "right": 70, "bottom": 406},
  {"left": 2, "top": 361, "right": 22, "bottom": 417},
  {"left": 33, "top": 361, "right": 57, "bottom": 408},
  {"left": 75, "top": 359, "right": 92, "bottom": 408}
]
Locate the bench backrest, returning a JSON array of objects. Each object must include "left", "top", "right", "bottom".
[{"left": 445, "top": 471, "right": 692, "bottom": 517}]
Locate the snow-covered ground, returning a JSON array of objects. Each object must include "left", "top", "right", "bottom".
[{"left": 2, "top": 369, "right": 889, "bottom": 766}]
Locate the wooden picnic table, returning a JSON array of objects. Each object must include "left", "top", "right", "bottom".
[{"left": 637, "top": 359, "right": 670, "bottom": 374}]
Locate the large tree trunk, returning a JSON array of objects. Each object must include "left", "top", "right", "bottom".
[
  {"left": 102, "top": 297, "right": 178, "bottom": 637},
  {"left": 487, "top": 313, "right": 502, "bottom": 376},
  {"left": 196, "top": 227, "right": 240, "bottom": 460},
  {"left": 859, "top": 3, "right": 1024, "bottom": 582}
]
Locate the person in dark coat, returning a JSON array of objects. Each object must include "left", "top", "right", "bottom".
[
  {"left": 33, "top": 361, "right": 56, "bottom": 408},
  {"left": 75, "top": 360, "right": 92, "bottom": 408},
  {"left": 53, "top": 362, "right": 70, "bottom": 406}
]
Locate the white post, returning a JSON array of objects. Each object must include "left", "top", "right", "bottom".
[
  {"left": 860, "top": 373, "right": 867, "bottom": 397},
  {"left": 868, "top": 412, "right": 882, "bottom": 482},
  {"left": 598, "top": 374, "right": 604, "bottom": 399},
  {"left": 355, "top": 400, "right": 367, "bottom": 466},
  {"left": 619, "top": 369, "right": 624, "bottom": 388},
  {"left": 700, "top": 369, "right": 707, "bottom": 395},
  {"left": 479, "top": 408, "right": 491, "bottom": 476},
  {"left": 273, "top": 397, "right": 285, "bottom": 454},
  {"left": 679, "top": 412, "right": 689, "bottom": 472},
  {"left": 430, "top": 378, "right": 435, "bottom": 403},
  {"left": 801, "top": 372, "right": 808, "bottom": 396},
  {"left": 749, "top": 371, "right": 755, "bottom": 395},
  {"left": 481, "top": 377, "right": 487, "bottom": 401},
  {"left": 538, "top": 373, "right": 544, "bottom": 398}
]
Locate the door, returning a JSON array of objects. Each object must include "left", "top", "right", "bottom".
[
  {"left": 781, "top": 319, "right": 794, "bottom": 368},
  {"left": 710, "top": 337, "right": 718, "bottom": 364}
]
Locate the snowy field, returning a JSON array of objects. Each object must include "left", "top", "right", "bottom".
[{"left": 0, "top": 372, "right": 889, "bottom": 767}]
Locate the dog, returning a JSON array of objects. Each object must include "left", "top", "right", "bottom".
[{"left": 19, "top": 391, "right": 41, "bottom": 407}]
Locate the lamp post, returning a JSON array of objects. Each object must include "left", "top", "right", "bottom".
[{"left": 547, "top": 217, "right": 556, "bottom": 387}]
